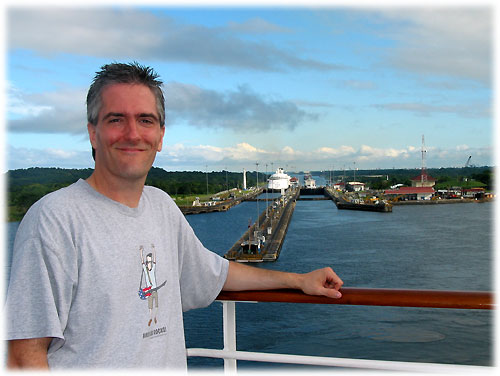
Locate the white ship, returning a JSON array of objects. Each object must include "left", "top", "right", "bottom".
[
  {"left": 305, "top": 176, "right": 316, "bottom": 189},
  {"left": 267, "top": 168, "right": 291, "bottom": 190}
]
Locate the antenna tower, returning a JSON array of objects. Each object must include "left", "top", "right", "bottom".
[{"left": 421, "top": 135, "right": 427, "bottom": 184}]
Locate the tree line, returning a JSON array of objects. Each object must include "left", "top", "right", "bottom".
[{"left": 6, "top": 167, "right": 263, "bottom": 221}]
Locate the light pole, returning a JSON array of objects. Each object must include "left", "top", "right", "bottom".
[
  {"left": 265, "top": 163, "right": 268, "bottom": 219},
  {"left": 225, "top": 166, "right": 228, "bottom": 193},
  {"left": 255, "top": 162, "right": 259, "bottom": 229}
]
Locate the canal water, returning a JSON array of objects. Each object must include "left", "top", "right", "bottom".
[
  {"left": 5, "top": 179, "right": 494, "bottom": 370},
  {"left": 183, "top": 189, "right": 494, "bottom": 369}
]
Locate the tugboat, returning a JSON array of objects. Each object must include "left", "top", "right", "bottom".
[{"left": 237, "top": 230, "right": 265, "bottom": 262}]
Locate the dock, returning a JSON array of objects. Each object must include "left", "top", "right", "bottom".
[
  {"left": 179, "top": 188, "right": 263, "bottom": 215},
  {"left": 224, "top": 187, "right": 300, "bottom": 262}
]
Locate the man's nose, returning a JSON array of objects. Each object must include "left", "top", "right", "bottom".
[{"left": 123, "top": 120, "right": 141, "bottom": 141}]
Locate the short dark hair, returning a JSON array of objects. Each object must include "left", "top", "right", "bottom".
[
  {"left": 87, "top": 62, "right": 166, "bottom": 159},
  {"left": 87, "top": 61, "right": 165, "bottom": 126}
]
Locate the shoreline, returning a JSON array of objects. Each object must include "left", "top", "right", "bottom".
[{"left": 391, "top": 198, "right": 492, "bottom": 205}]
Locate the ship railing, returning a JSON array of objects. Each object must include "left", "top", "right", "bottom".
[{"left": 187, "top": 288, "right": 494, "bottom": 374}]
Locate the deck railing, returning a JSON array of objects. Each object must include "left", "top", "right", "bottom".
[{"left": 187, "top": 288, "right": 494, "bottom": 374}]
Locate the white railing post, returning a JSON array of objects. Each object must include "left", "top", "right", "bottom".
[{"left": 223, "top": 301, "right": 237, "bottom": 374}]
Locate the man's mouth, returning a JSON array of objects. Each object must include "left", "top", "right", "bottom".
[{"left": 116, "top": 146, "right": 147, "bottom": 153}]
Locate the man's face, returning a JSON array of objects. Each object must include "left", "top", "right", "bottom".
[
  {"left": 146, "top": 255, "right": 153, "bottom": 271},
  {"left": 88, "top": 83, "right": 165, "bottom": 182}
]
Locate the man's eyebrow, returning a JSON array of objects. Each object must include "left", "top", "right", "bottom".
[
  {"left": 102, "top": 112, "right": 124, "bottom": 121},
  {"left": 101, "top": 112, "right": 159, "bottom": 121},
  {"left": 138, "top": 113, "right": 159, "bottom": 121}
]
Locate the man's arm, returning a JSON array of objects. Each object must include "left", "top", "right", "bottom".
[
  {"left": 7, "top": 338, "right": 52, "bottom": 369},
  {"left": 223, "top": 261, "right": 343, "bottom": 299}
]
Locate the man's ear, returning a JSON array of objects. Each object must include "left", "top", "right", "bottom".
[
  {"left": 157, "top": 126, "right": 166, "bottom": 152},
  {"left": 87, "top": 123, "right": 97, "bottom": 149}
]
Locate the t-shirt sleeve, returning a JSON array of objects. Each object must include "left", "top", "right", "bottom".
[
  {"left": 176, "top": 215, "right": 229, "bottom": 312},
  {"left": 5, "top": 210, "right": 76, "bottom": 351}
]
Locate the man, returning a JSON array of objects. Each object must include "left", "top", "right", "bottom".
[
  {"left": 139, "top": 245, "right": 165, "bottom": 327},
  {"left": 6, "top": 62, "right": 343, "bottom": 369}
]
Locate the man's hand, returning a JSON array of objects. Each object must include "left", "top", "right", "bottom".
[
  {"left": 224, "top": 262, "right": 343, "bottom": 299},
  {"left": 296, "top": 267, "right": 343, "bottom": 299}
]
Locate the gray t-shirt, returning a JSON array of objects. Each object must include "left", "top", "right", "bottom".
[{"left": 5, "top": 179, "right": 229, "bottom": 369}]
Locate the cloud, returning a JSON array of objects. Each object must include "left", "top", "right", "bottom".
[
  {"left": 317, "top": 146, "right": 356, "bottom": 157},
  {"left": 156, "top": 142, "right": 272, "bottom": 171},
  {"left": 292, "top": 100, "right": 336, "bottom": 108},
  {"left": 341, "top": 80, "right": 377, "bottom": 90},
  {"left": 227, "top": 17, "right": 292, "bottom": 34},
  {"left": 7, "top": 85, "right": 53, "bottom": 119},
  {"left": 8, "top": 141, "right": 493, "bottom": 172},
  {"left": 358, "top": 145, "right": 411, "bottom": 160},
  {"left": 165, "top": 82, "right": 317, "bottom": 131},
  {"left": 7, "top": 145, "right": 93, "bottom": 170},
  {"left": 7, "top": 86, "right": 88, "bottom": 133},
  {"left": 7, "top": 88, "right": 87, "bottom": 134},
  {"left": 373, "top": 102, "right": 490, "bottom": 119},
  {"left": 8, "top": 8, "right": 344, "bottom": 72},
  {"left": 7, "top": 82, "right": 317, "bottom": 134},
  {"left": 375, "top": 8, "right": 492, "bottom": 84},
  {"left": 155, "top": 141, "right": 493, "bottom": 171}
]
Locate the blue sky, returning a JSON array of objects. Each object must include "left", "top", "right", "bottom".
[{"left": 3, "top": 1, "right": 495, "bottom": 173}]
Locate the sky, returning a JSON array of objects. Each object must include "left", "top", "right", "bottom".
[{"left": 2, "top": 1, "right": 496, "bottom": 173}]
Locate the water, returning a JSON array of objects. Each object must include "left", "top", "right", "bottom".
[
  {"left": 184, "top": 198, "right": 493, "bottom": 369},
  {"left": 5, "top": 197, "right": 494, "bottom": 369}
]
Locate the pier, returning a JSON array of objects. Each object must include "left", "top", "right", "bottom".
[
  {"left": 224, "top": 187, "right": 300, "bottom": 262},
  {"left": 180, "top": 188, "right": 263, "bottom": 215},
  {"left": 223, "top": 186, "right": 393, "bottom": 262}
]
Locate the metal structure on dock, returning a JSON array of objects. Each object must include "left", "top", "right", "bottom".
[{"left": 224, "top": 187, "right": 300, "bottom": 262}]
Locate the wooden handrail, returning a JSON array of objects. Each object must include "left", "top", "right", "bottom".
[{"left": 217, "top": 288, "right": 494, "bottom": 310}]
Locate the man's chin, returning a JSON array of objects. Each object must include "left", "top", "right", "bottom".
[{"left": 114, "top": 164, "right": 153, "bottom": 181}]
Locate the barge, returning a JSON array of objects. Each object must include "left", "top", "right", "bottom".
[{"left": 325, "top": 187, "right": 392, "bottom": 213}]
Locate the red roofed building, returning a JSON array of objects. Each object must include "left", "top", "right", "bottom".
[
  {"left": 411, "top": 171, "right": 436, "bottom": 188},
  {"left": 333, "top": 182, "right": 346, "bottom": 190},
  {"left": 384, "top": 186, "right": 435, "bottom": 201}
]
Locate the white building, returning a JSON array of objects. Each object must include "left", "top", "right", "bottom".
[{"left": 347, "top": 182, "right": 366, "bottom": 192}]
